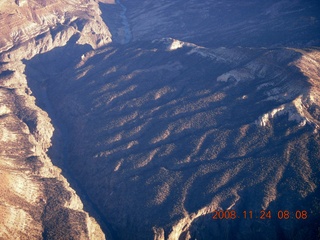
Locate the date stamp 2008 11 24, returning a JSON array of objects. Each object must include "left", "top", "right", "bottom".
[{"left": 212, "top": 210, "right": 308, "bottom": 220}]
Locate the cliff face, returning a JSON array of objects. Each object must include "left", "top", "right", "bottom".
[
  {"left": 0, "top": 0, "right": 111, "bottom": 61},
  {"left": 0, "top": 0, "right": 110, "bottom": 239},
  {"left": 0, "top": 60, "right": 105, "bottom": 239}
]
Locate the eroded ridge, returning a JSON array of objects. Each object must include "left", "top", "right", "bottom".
[
  {"left": 0, "top": 0, "right": 112, "bottom": 239},
  {"left": 25, "top": 39, "right": 320, "bottom": 239}
]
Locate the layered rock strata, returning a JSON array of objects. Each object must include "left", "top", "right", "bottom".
[{"left": 0, "top": 0, "right": 111, "bottom": 239}]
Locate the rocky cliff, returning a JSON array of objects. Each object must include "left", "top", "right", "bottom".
[
  {"left": 0, "top": 0, "right": 111, "bottom": 57},
  {"left": 0, "top": 0, "right": 111, "bottom": 239}
]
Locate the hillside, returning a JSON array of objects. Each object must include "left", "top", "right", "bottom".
[{"left": 0, "top": 0, "right": 320, "bottom": 239}]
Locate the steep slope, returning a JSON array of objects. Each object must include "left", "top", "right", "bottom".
[
  {"left": 0, "top": 60, "right": 105, "bottom": 240},
  {"left": 0, "top": 0, "right": 111, "bottom": 61},
  {"left": 0, "top": 0, "right": 111, "bottom": 239},
  {"left": 25, "top": 39, "right": 320, "bottom": 239}
]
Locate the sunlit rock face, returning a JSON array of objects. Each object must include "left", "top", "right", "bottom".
[
  {"left": 1, "top": 0, "right": 320, "bottom": 239},
  {"left": 0, "top": 60, "right": 105, "bottom": 240},
  {"left": 0, "top": 0, "right": 110, "bottom": 239},
  {"left": 0, "top": 0, "right": 112, "bottom": 60}
]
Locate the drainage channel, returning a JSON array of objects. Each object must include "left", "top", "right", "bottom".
[
  {"left": 26, "top": 73, "right": 119, "bottom": 240},
  {"left": 116, "top": 0, "right": 132, "bottom": 44}
]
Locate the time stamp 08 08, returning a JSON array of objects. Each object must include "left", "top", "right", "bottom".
[{"left": 212, "top": 210, "right": 308, "bottom": 220}]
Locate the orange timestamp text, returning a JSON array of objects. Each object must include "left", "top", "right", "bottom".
[{"left": 212, "top": 210, "right": 308, "bottom": 220}]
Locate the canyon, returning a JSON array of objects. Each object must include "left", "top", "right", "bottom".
[{"left": 0, "top": 0, "right": 320, "bottom": 239}]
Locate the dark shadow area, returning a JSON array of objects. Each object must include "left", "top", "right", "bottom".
[
  {"left": 99, "top": 1, "right": 132, "bottom": 44},
  {"left": 120, "top": 0, "right": 320, "bottom": 48},
  {"left": 24, "top": 39, "right": 119, "bottom": 240},
  {"left": 23, "top": 35, "right": 319, "bottom": 240}
]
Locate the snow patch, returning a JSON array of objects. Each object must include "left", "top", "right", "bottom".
[
  {"left": 256, "top": 96, "right": 319, "bottom": 129},
  {"left": 217, "top": 69, "right": 254, "bottom": 83},
  {"left": 168, "top": 39, "right": 184, "bottom": 51},
  {"left": 153, "top": 38, "right": 196, "bottom": 51}
]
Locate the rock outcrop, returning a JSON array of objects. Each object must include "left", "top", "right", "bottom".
[
  {"left": 0, "top": 60, "right": 105, "bottom": 239},
  {"left": 0, "top": 0, "right": 111, "bottom": 239},
  {"left": 0, "top": 0, "right": 111, "bottom": 61}
]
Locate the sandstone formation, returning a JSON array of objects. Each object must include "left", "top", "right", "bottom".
[
  {"left": 0, "top": 60, "right": 105, "bottom": 240},
  {"left": 0, "top": 0, "right": 111, "bottom": 239},
  {"left": 0, "top": 0, "right": 111, "bottom": 61}
]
